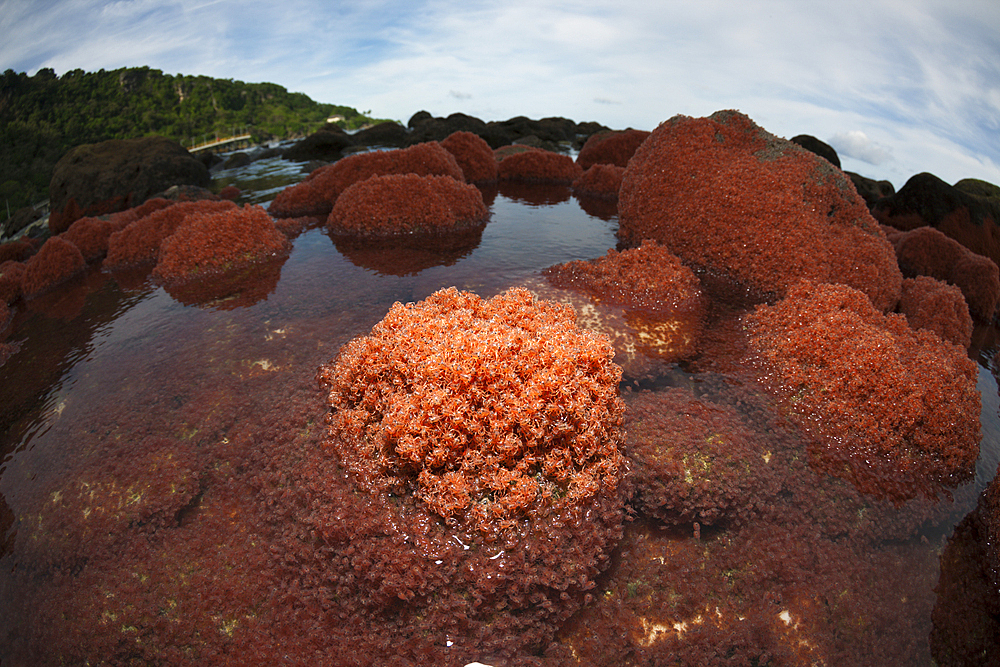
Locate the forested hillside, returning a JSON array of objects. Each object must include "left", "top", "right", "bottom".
[{"left": 0, "top": 66, "right": 383, "bottom": 221}]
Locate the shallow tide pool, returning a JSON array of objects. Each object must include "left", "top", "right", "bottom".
[{"left": 1, "top": 159, "right": 998, "bottom": 666}]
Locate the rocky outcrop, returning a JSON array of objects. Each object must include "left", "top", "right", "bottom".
[
  {"left": 848, "top": 171, "right": 895, "bottom": 208},
  {"left": 790, "top": 134, "right": 840, "bottom": 168},
  {"left": 618, "top": 110, "right": 902, "bottom": 311},
  {"left": 281, "top": 124, "right": 356, "bottom": 162},
  {"left": 872, "top": 172, "right": 1000, "bottom": 267},
  {"left": 48, "top": 136, "right": 210, "bottom": 235},
  {"left": 351, "top": 121, "right": 408, "bottom": 148}
]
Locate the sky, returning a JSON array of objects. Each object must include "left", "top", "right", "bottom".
[{"left": 2, "top": 0, "right": 998, "bottom": 189}]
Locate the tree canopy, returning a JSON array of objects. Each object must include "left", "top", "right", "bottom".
[{"left": 1, "top": 66, "right": 386, "bottom": 222}]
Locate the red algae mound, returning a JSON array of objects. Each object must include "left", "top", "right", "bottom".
[
  {"left": 744, "top": 280, "right": 980, "bottom": 501},
  {"left": 886, "top": 224, "right": 1000, "bottom": 321},
  {"left": 571, "top": 164, "right": 626, "bottom": 200},
  {"left": 440, "top": 130, "right": 499, "bottom": 183},
  {"left": 542, "top": 241, "right": 705, "bottom": 364},
  {"left": 327, "top": 173, "right": 488, "bottom": 238},
  {"left": 268, "top": 141, "right": 465, "bottom": 218},
  {"left": 105, "top": 199, "right": 237, "bottom": 270},
  {"left": 310, "top": 287, "right": 629, "bottom": 654},
  {"left": 497, "top": 148, "right": 584, "bottom": 184},
  {"left": 153, "top": 204, "right": 290, "bottom": 285},
  {"left": 576, "top": 128, "right": 650, "bottom": 169},
  {"left": 899, "top": 275, "right": 973, "bottom": 348},
  {"left": 626, "top": 386, "right": 782, "bottom": 529},
  {"left": 618, "top": 110, "right": 903, "bottom": 311},
  {"left": 21, "top": 236, "right": 86, "bottom": 298}
]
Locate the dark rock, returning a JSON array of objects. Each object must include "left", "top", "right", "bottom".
[
  {"left": 872, "top": 172, "right": 1000, "bottom": 267},
  {"left": 151, "top": 184, "right": 221, "bottom": 202},
  {"left": 790, "top": 134, "right": 841, "bottom": 168},
  {"left": 404, "top": 113, "right": 490, "bottom": 146},
  {"left": 48, "top": 136, "right": 211, "bottom": 235},
  {"left": 222, "top": 152, "right": 252, "bottom": 170},
  {"left": 282, "top": 124, "right": 356, "bottom": 162},
  {"left": 255, "top": 146, "right": 284, "bottom": 160},
  {"left": 847, "top": 171, "right": 895, "bottom": 208},
  {"left": 2, "top": 206, "right": 43, "bottom": 239},
  {"left": 489, "top": 116, "right": 577, "bottom": 149},
  {"left": 408, "top": 110, "right": 434, "bottom": 128},
  {"left": 196, "top": 152, "right": 223, "bottom": 171},
  {"left": 352, "top": 121, "right": 408, "bottom": 147},
  {"left": 954, "top": 178, "right": 1000, "bottom": 200}
]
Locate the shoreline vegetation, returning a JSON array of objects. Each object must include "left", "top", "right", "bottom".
[{"left": 0, "top": 66, "right": 393, "bottom": 223}]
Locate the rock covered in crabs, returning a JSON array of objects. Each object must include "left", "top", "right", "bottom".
[
  {"left": 317, "top": 286, "right": 627, "bottom": 535},
  {"left": 311, "top": 286, "right": 631, "bottom": 655}
]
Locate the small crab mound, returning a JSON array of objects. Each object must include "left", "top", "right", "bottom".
[
  {"left": 497, "top": 148, "right": 584, "bottom": 184},
  {"left": 542, "top": 241, "right": 705, "bottom": 364},
  {"left": 318, "top": 286, "right": 627, "bottom": 533},
  {"left": 898, "top": 276, "right": 973, "bottom": 348},
  {"left": 105, "top": 200, "right": 238, "bottom": 270},
  {"left": 626, "top": 386, "right": 782, "bottom": 529},
  {"left": 440, "top": 131, "right": 498, "bottom": 183},
  {"left": 268, "top": 142, "right": 465, "bottom": 218},
  {"left": 326, "top": 174, "right": 488, "bottom": 238},
  {"left": 744, "top": 280, "right": 980, "bottom": 501},
  {"left": 885, "top": 224, "right": 1000, "bottom": 321},
  {"left": 21, "top": 236, "right": 86, "bottom": 298},
  {"left": 152, "top": 204, "right": 290, "bottom": 285},
  {"left": 576, "top": 128, "right": 650, "bottom": 169},
  {"left": 572, "top": 164, "right": 626, "bottom": 200}
]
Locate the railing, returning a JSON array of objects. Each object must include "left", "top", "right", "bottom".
[{"left": 187, "top": 134, "right": 253, "bottom": 153}]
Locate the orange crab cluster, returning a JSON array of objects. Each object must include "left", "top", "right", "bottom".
[
  {"left": 326, "top": 174, "right": 488, "bottom": 238},
  {"left": 317, "top": 286, "right": 627, "bottom": 535},
  {"left": 497, "top": 147, "right": 584, "bottom": 184},
  {"left": 543, "top": 241, "right": 705, "bottom": 363},
  {"left": 898, "top": 275, "right": 973, "bottom": 348},
  {"left": 575, "top": 128, "right": 650, "bottom": 169},
  {"left": 268, "top": 142, "right": 465, "bottom": 218},
  {"left": 744, "top": 280, "right": 980, "bottom": 501},
  {"left": 440, "top": 130, "right": 498, "bottom": 183},
  {"left": 105, "top": 199, "right": 238, "bottom": 270},
  {"left": 625, "top": 386, "right": 782, "bottom": 528},
  {"left": 885, "top": 224, "right": 1000, "bottom": 320},
  {"left": 20, "top": 236, "right": 86, "bottom": 298},
  {"left": 571, "top": 164, "right": 626, "bottom": 200},
  {"left": 152, "top": 204, "right": 290, "bottom": 285},
  {"left": 618, "top": 110, "right": 902, "bottom": 311}
]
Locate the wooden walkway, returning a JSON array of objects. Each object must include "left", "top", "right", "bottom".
[{"left": 187, "top": 134, "right": 252, "bottom": 153}]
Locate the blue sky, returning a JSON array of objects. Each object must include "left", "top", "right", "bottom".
[{"left": 2, "top": 0, "right": 998, "bottom": 189}]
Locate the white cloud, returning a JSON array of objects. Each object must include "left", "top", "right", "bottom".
[
  {"left": 1, "top": 0, "right": 998, "bottom": 186},
  {"left": 828, "top": 131, "right": 894, "bottom": 166}
]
